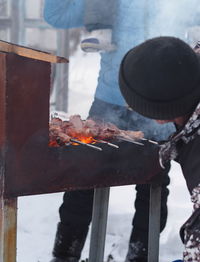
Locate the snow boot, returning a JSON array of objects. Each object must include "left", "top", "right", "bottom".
[
  {"left": 50, "top": 222, "right": 88, "bottom": 262},
  {"left": 125, "top": 241, "right": 147, "bottom": 262}
]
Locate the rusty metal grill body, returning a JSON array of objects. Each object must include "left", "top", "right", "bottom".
[
  {"left": 0, "top": 52, "right": 161, "bottom": 198},
  {"left": 0, "top": 51, "right": 162, "bottom": 262}
]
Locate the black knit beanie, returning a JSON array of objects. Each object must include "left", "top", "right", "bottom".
[{"left": 119, "top": 36, "right": 200, "bottom": 120}]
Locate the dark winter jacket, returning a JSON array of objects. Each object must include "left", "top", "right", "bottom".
[
  {"left": 159, "top": 101, "right": 200, "bottom": 194},
  {"left": 159, "top": 101, "right": 200, "bottom": 262},
  {"left": 175, "top": 104, "right": 200, "bottom": 261},
  {"left": 176, "top": 132, "right": 200, "bottom": 194}
]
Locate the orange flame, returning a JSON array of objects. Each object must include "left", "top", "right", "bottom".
[
  {"left": 49, "top": 136, "right": 97, "bottom": 147},
  {"left": 72, "top": 136, "right": 97, "bottom": 145}
]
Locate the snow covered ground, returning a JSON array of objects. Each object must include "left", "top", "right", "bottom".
[{"left": 17, "top": 49, "right": 193, "bottom": 262}]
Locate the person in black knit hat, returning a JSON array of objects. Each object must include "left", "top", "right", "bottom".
[
  {"left": 119, "top": 36, "right": 200, "bottom": 262},
  {"left": 119, "top": 36, "right": 200, "bottom": 120}
]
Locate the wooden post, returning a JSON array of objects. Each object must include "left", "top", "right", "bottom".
[{"left": 0, "top": 197, "right": 17, "bottom": 262}]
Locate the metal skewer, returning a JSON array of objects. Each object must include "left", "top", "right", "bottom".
[
  {"left": 140, "top": 138, "right": 159, "bottom": 145},
  {"left": 97, "top": 140, "right": 119, "bottom": 149},
  {"left": 70, "top": 138, "right": 103, "bottom": 151},
  {"left": 116, "top": 136, "right": 144, "bottom": 146}
]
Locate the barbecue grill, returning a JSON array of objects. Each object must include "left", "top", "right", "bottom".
[{"left": 0, "top": 41, "right": 163, "bottom": 262}]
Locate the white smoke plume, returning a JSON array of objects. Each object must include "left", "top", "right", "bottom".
[{"left": 149, "top": 0, "right": 200, "bottom": 46}]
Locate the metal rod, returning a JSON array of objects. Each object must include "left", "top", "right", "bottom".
[
  {"left": 141, "top": 138, "right": 159, "bottom": 145},
  {"left": 148, "top": 183, "right": 161, "bottom": 262},
  {"left": 97, "top": 139, "right": 119, "bottom": 149},
  {"left": 70, "top": 138, "right": 103, "bottom": 151},
  {"left": 89, "top": 187, "right": 110, "bottom": 262},
  {"left": 116, "top": 136, "right": 144, "bottom": 146}
]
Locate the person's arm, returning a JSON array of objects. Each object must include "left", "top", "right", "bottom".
[{"left": 43, "top": 0, "right": 84, "bottom": 29}]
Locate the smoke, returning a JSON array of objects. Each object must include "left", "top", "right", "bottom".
[{"left": 149, "top": 0, "right": 200, "bottom": 46}]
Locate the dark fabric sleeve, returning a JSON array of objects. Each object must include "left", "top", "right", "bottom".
[
  {"left": 180, "top": 208, "right": 200, "bottom": 244},
  {"left": 180, "top": 208, "right": 200, "bottom": 261}
]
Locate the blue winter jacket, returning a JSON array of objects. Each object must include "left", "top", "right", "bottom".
[
  {"left": 43, "top": 0, "right": 156, "bottom": 106},
  {"left": 44, "top": 0, "right": 176, "bottom": 140}
]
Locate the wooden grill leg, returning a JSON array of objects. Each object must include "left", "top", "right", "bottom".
[
  {"left": 89, "top": 187, "right": 110, "bottom": 262},
  {"left": 0, "top": 197, "right": 17, "bottom": 262},
  {"left": 148, "top": 183, "right": 161, "bottom": 262}
]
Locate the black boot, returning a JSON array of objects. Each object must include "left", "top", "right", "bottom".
[
  {"left": 50, "top": 258, "right": 88, "bottom": 262},
  {"left": 50, "top": 222, "right": 88, "bottom": 262},
  {"left": 50, "top": 258, "right": 78, "bottom": 262},
  {"left": 125, "top": 241, "right": 147, "bottom": 262}
]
